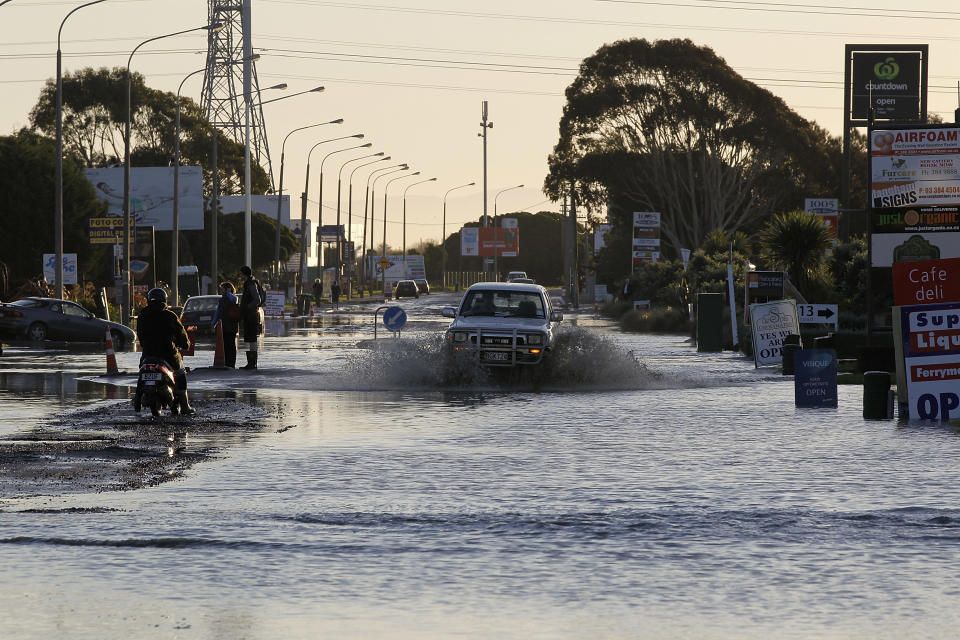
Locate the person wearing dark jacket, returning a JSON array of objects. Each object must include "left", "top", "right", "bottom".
[
  {"left": 211, "top": 281, "right": 239, "bottom": 368},
  {"left": 136, "top": 287, "right": 194, "bottom": 414},
  {"left": 239, "top": 265, "right": 264, "bottom": 370}
]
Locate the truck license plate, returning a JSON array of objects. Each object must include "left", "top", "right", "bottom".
[
  {"left": 142, "top": 372, "right": 162, "bottom": 381},
  {"left": 483, "top": 351, "right": 510, "bottom": 361}
]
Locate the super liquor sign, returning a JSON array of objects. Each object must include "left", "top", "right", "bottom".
[{"left": 899, "top": 303, "right": 960, "bottom": 420}]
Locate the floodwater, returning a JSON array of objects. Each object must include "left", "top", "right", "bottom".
[{"left": 3, "top": 293, "right": 960, "bottom": 639}]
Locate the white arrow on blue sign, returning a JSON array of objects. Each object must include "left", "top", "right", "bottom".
[{"left": 382, "top": 306, "right": 407, "bottom": 332}]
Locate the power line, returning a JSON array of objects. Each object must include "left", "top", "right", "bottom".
[{"left": 596, "top": 0, "right": 960, "bottom": 20}]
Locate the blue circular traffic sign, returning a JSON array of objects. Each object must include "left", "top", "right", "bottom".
[{"left": 382, "top": 306, "right": 407, "bottom": 332}]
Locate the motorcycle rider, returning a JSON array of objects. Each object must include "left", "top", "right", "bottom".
[{"left": 136, "top": 287, "right": 194, "bottom": 414}]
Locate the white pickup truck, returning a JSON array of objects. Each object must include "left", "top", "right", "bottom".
[{"left": 442, "top": 281, "right": 563, "bottom": 366}]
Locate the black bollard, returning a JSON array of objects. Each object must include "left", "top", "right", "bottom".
[
  {"left": 782, "top": 343, "right": 800, "bottom": 375},
  {"left": 863, "top": 371, "right": 891, "bottom": 419}
]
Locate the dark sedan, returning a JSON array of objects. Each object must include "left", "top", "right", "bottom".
[
  {"left": 0, "top": 297, "right": 136, "bottom": 349},
  {"left": 394, "top": 280, "right": 420, "bottom": 299}
]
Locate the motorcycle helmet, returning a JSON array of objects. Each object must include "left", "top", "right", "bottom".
[{"left": 146, "top": 287, "right": 167, "bottom": 305}]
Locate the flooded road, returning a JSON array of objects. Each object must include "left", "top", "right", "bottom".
[{"left": 3, "top": 292, "right": 960, "bottom": 639}]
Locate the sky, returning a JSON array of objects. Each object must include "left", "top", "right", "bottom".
[{"left": 2, "top": 0, "right": 959, "bottom": 256}]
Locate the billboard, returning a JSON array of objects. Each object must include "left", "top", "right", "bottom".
[
  {"left": 461, "top": 227, "right": 479, "bottom": 256},
  {"left": 870, "top": 126, "right": 960, "bottom": 266},
  {"left": 632, "top": 211, "right": 661, "bottom": 270},
  {"left": 85, "top": 166, "right": 204, "bottom": 231},
  {"left": 846, "top": 46, "right": 927, "bottom": 124},
  {"left": 368, "top": 254, "right": 425, "bottom": 284},
  {"left": 459, "top": 227, "right": 519, "bottom": 257}
]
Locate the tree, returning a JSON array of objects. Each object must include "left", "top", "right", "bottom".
[
  {"left": 759, "top": 210, "right": 832, "bottom": 294},
  {"left": 0, "top": 130, "right": 109, "bottom": 287},
  {"left": 29, "top": 66, "right": 267, "bottom": 195},
  {"left": 546, "top": 38, "right": 841, "bottom": 261}
]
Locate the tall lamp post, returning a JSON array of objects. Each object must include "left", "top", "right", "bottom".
[
  {"left": 493, "top": 184, "right": 523, "bottom": 280},
  {"left": 171, "top": 66, "right": 206, "bottom": 306},
  {"left": 365, "top": 164, "right": 407, "bottom": 291},
  {"left": 273, "top": 118, "right": 343, "bottom": 289},
  {"left": 298, "top": 135, "right": 365, "bottom": 296},
  {"left": 123, "top": 22, "right": 220, "bottom": 323},
  {"left": 337, "top": 151, "right": 385, "bottom": 294},
  {"left": 442, "top": 181, "right": 474, "bottom": 290},
  {"left": 347, "top": 155, "right": 392, "bottom": 296},
  {"left": 402, "top": 177, "right": 437, "bottom": 280},
  {"left": 314, "top": 142, "right": 371, "bottom": 291},
  {"left": 381, "top": 171, "right": 419, "bottom": 294},
  {"left": 55, "top": 0, "right": 106, "bottom": 301}
]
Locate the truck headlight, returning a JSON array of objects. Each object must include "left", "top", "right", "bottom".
[
  {"left": 526, "top": 334, "right": 542, "bottom": 345},
  {"left": 453, "top": 332, "right": 468, "bottom": 343}
]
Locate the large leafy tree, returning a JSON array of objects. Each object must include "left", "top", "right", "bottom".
[
  {"left": 29, "top": 66, "right": 267, "bottom": 196},
  {"left": 0, "top": 130, "right": 109, "bottom": 287},
  {"left": 546, "top": 38, "right": 841, "bottom": 261}
]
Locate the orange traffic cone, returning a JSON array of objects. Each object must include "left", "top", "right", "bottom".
[
  {"left": 212, "top": 320, "right": 226, "bottom": 369},
  {"left": 104, "top": 326, "right": 119, "bottom": 375}
]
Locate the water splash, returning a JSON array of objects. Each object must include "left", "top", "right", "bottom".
[{"left": 346, "top": 326, "right": 673, "bottom": 391}]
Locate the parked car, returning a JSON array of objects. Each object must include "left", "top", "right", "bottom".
[
  {"left": 441, "top": 281, "right": 563, "bottom": 366},
  {"left": 0, "top": 297, "right": 136, "bottom": 349},
  {"left": 414, "top": 279, "right": 430, "bottom": 295},
  {"left": 394, "top": 280, "right": 420, "bottom": 299}
]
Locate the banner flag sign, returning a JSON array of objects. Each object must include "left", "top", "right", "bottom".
[
  {"left": 749, "top": 299, "right": 800, "bottom": 368},
  {"left": 461, "top": 227, "right": 479, "bottom": 256},
  {"left": 794, "top": 349, "right": 839, "bottom": 408},
  {"left": 897, "top": 302, "right": 960, "bottom": 420}
]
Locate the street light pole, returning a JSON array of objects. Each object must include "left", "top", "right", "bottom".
[
  {"left": 493, "top": 184, "right": 524, "bottom": 281},
  {"left": 366, "top": 165, "right": 407, "bottom": 293},
  {"left": 273, "top": 118, "right": 342, "bottom": 289},
  {"left": 172, "top": 67, "right": 206, "bottom": 306},
  {"left": 442, "top": 181, "right": 474, "bottom": 290},
  {"left": 299, "top": 134, "right": 364, "bottom": 296},
  {"left": 382, "top": 171, "right": 419, "bottom": 294},
  {"left": 347, "top": 155, "right": 392, "bottom": 296},
  {"left": 315, "top": 142, "right": 371, "bottom": 290},
  {"left": 55, "top": 0, "right": 106, "bottom": 301},
  {"left": 124, "top": 22, "right": 220, "bottom": 323},
  {"left": 337, "top": 151, "right": 384, "bottom": 295},
  {"left": 402, "top": 177, "right": 437, "bottom": 280}
]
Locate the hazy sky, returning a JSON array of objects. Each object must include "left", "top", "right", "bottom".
[{"left": 2, "top": 1, "right": 957, "bottom": 251}]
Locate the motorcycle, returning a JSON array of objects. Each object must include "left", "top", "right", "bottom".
[{"left": 133, "top": 357, "right": 178, "bottom": 417}]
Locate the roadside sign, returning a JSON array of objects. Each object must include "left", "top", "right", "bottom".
[
  {"left": 42, "top": 253, "right": 77, "bottom": 285},
  {"left": 749, "top": 299, "right": 800, "bottom": 368},
  {"left": 378, "top": 257, "right": 392, "bottom": 270},
  {"left": 794, "top": 349, "right": 838, "bottom": 408},
  {"left": 797, "top": 303, "right": 839, "bottom": 329},
  {"left": 263, "top": 291, "right": 285, "bottom": 317},
  {"left": 382, "top": 306, "right": 407, "bottom": 332}
]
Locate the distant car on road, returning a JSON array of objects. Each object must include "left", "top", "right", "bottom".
[
  {"left": 394, "top": 280, "right": 420, "bottom": 299},
  {"left": 505, "top": 271, "right": 528, "bottom": 282},
  {"left": 414, "top": 279, "right": 430, "bottom": 295},
  {"left": 179, "top": 295, "right": 222, "bottom": 335},
  {"left": 0, "top": 297, "right": 136, "bottom": 349},
  {"left": 441, "top": 281, "right": 563, "bottom": 366}
]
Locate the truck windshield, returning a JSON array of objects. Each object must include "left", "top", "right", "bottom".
[{"left": 461, "top": 290, "right": 544, "bottom": 318}]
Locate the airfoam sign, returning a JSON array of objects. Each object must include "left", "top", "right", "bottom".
[{"left": 900, "top": 302, "right": 960, "bottom": 420}]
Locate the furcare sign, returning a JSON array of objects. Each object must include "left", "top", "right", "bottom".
[
  {"left": 900, "top": 302, "right": 960, "bottom": 420},
  {"left": 749, "top": 300, "right": 800, "bottom": 368}
]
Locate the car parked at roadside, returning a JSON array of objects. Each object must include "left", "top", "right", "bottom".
[
  {"left": 179, "top": 295, "right": 223, "bottom": 335},
  {"left": 441, "top": 281, "right": 563, "bottom": 366},
  {"left": 394, "top": 280, "right": 420, "bottom": 299},
  {"left": 0, "top": 297, "right": 136, "bottom": 349}
]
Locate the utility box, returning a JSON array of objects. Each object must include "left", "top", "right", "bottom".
[{"left": 697, "top": 292, "right": 724, "bottom": 352}]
